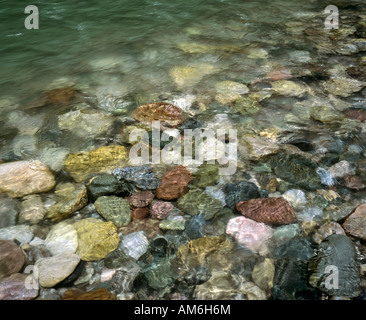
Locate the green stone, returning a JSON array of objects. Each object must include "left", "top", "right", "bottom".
[
  {"left": 310, "top": 105, "right": 345, "bottom": 123},
  {"left": 143, "top": 258, "right": 176, "bottom": 290},
  {"left": 191, "top": 164, "right": 220, "bottom": 188},
  {"left": 232, "top": 97, "right": 261, "bottom": 115},
  {"left": 177, "top": 189, "right": 223, "bottom": 220},
  {"left": 94, "top": 196, "right": 131, "bottom": 227},
  {"left": 159, "top": 219, "right": 186, "bottom": 231}
]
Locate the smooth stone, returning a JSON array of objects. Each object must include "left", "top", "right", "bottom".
[
  {"left": 0, "top": 161, "right": 56, "bottom": 198},
  {"left": 177, "top": 189, "right": 223, "bottom": 220},
  {"left": 205, "top": 186, "right": 226, "bottom": 207},
  {"left": 73, "top": 218, "right": 120, "bottom": 261},
  {"left": 308, "top": 235, "right": 361, "bottom": 297},
  {"left": 238, "top": 134, "right": 280, "bottom": 160},
  {"left": 119, "top": 218, "right": 162, "bottom": 240},
  {"left": 121, "top": 231, "right": 149, "bottom": 260},
  {"left": 35, "top": 253, "right": 80, "bottom": 288},
  {"left": 296, "top": 207, "right": 323, "bottom": 222},
  {"left": 169, "top": 64, "right": 219, "bottom": 88},
  {"left": 312, "top": 221, "right": 346, "bottom": 244},
  {"left": 94, "top": 196, "right": 131, "bottom": 227},
  {"left": 191, "top": 164, "right": 220, "bottom": 188},
  {"left": 310, "top": 105, "right": 345, "bottom": 123},
  {"left": 271, "top": 80, "right": 308, "bottom": 97},
  {"left": 231, "top": 97, "right": 261, "bottom": 115},
  {"left": 107, "top": 262, "right": 141, "bottom": 294},
  {"left": 343, "top": 175, "right": 366, "bottom": 190},
  {"left": 0, "top": 273, "right": 39, "bottom": 300},
  {"left": 226, "top": 216, "right": 273, "bottom": 252},
  {"left": 18, "top": 195, "right": 45, "bottom": 225},
  {"left": 58, "top": 108, "right": 114, "bottom": 138},
  {"left": 0, "top": 197, "right": 19, "bottom": 228},
  {"left": 64, "top": 146, "right": 129, "bottom": 182},
  {"left": 0, "top": 225, "right": 33, "bottom": 244},
  {"left": 131, "top": 207, "right": 150, "bottom": 220},
  {"left": 0, "top": 240, "right": 25, "bottom": 279},
  {"left": 46, "top": 183, "right": 88, "bottom": 222},
  {"left": 252, "top": 258, "right": 275, "bottom": 291},
  {"left": 37, "top": 147, "right": 69, "bottom": 172},
  {"left": 342, "top": 204, "right": 366, "bottom": 240},
  {"left": 45, "top": 222, "right": 78, "bottom": 256}
]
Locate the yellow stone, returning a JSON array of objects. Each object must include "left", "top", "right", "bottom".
[
  {"left": 73, "top": 218, "right": 120, "bottom": 261},
  {"left": 64, "top": 145, "right": 129, "bottom": 182},
  {"left": 252, "top": 258, "right": 275, "bottom": 291}
]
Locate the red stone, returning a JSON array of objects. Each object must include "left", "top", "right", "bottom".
[
  {"left": 0, "top": 240, "right": 26, "bottom": 280},
  {"left": 342, "top": 203, "right": 366, "bottom": 240},
  {"left": 236, "top": 197, "right": 297, "bottom": 225},
  {"left": 131, "top": 207, "right": 150, "bottom": 220},
  {"left": 128, "top": 191, "right": 154, "bottom": 208},
  {"left": 156, "top": 165, "right": 192, "bottom": 200},
  {"left": 119, "top": 218, "right": 162, "bottom": 240},
  {"left": 150, "top": 200, "right": 174, "bottom": 220}
]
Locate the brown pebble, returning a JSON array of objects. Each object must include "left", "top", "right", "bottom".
[
  {"left": 343, "top": 175, "right": 366, "bottom": 190},
  {"left": 0, "top": 240, "right": 26, "bottom": 280},
  {"left": 128, "top": 191, "right": 154, "bottom": 208},
  {"left": 62, "top": 288, "right": 116, "bottom": 300},
  {"left": 131, "top": 207, "right": 150, "bottom": 220}
]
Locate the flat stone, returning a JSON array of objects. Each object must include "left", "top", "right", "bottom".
[
  {"left": 226, "top": 216, "right": 273, "bottom": 252},
  {"left": 159, "top": 218, "right": 186, "bottom": 231},
  {"left": 343, "top": 175, "right": 366, "bottom": 190},
  {"left": 45, "top": 222, "right": 78, "bottom": 256},
  {"left": 113, "top": 165, "right": 160, "bottom": 191},
  {"left": 64, "top": 145, "right": 129, "bottom": 182},
  {"left": 35, "top": 253, "right": 80, "bottom": 288},
  {"left": 87, "top": 174, "right": 131, "bottom": 201},
  {"left": 0, "top": 273, "right": 39, "bottom": 300},
  {"left": 236, "top": 197, "right": 297, "bottom": 225},
  {"left": 223, "top": 181, "right": 262, "bottom": 209},
  {"left": 46, "top": 183, "right": 88, "bottom": 222},
  {"left": 169, "top": 64, "right": 219, "bottom": 88},
  {"left": 271, "top": 80, "right": 308, "bottom": 97},
  {"left": 18, "top": 195, "right": 45, "bottom": 225},
  {"left": 94, "top": 196, "right": 131, "bottom": 227},
  {"left": 328, "top": 160, "right": 355, "bottom": 178},
  {"left": 74, "top": 218, "right": 120, "bottom": 261},
  {"left": 0, "top": 240, "right": 25, "bottom": 279},
  {"left": 342, "top": 204, "right": 366, "bottom": 240},
  {"left": 0, "top": 161, "right": 56, "bottom": 198}
]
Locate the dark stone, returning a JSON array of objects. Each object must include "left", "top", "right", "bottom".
[
  {"left": 185, "top": 215, "right": 206, "bottom": 240},
  {"left": 55, "top": 261, "right": 85, "bottom": 288},
  {"left": 113, "top": 165, "right": 160, "bottom": 190},
  {"left": 0, "top": 240, "right": 25, "bottom": 280},
  {"left": 104, "top": 249, "right": 136, "bottom": 269},
  {"left": 0, "top": 197, "right": 19, "bottom": 228},
  {"left": 222, "top": 181, "right": 262, "bottom": 209},
  {"left": 87, "top": 174, "right": 132, "bottom": 201},
  {"left": 185, "top": 266, "right": 211, "bottom": 286}
]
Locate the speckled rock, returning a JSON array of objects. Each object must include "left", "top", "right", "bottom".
[
  {"left": 177, "top": 189, "right": 223, "bottom": 220},
  {"left": 226, "top": 216, "right": 273, "bottom": 252},
  {"left": 321, "top": 77, "right": 365, "bottom": 97},
  {"left": 113, "top": 165, "right": 160, "bottom": 191},
  {"left": 64, "top": 145, "right": 129, "bottom": 182},
  {"left": 35, "top": 253, "right": 80, "bottom": 288},
  {"left": 0, "top": 273, "right": 39, "bottom": 300},
  {"left": 150, "top": 200, "right": 174, "bottom": 220},
  {"left": 232, "top": 97, "right": 261, "bottom": 115},
  {"left": 159, "top": 217, "right": 186, "bottom": 231},
  {"left": 0, "top": 160, "right": 56, "bottom": 198},
  {"left": 73, "top": 218, "right": 120, "bottom": 261},
  {"left": 0, "top": 240, "right": 25, "bottom": 280},
  {"left": 222, "top": 181, "right": 262, "bottom": 209},
  {"left": 18, "top": 195, "right": 45, "bottom": 225},
  {"left": 143, "top": 258, "right": 176, "bottom": 290},
  {"left": 312, "top": 221, "right": 346, "bottom": 244},
  {"left": 128, "top": 191, "right": 154, "bottom": 208},
  {"left": 342, "top": 204, "right": 366, "bottom": 240},
  {"left": 119, "top": 218, "right": 162, "bottom": 240},
  {"left": 45, "top": 222, "right": 78, "bottom": 256},
  {"left": 236, "top": 197, "right": 297, "bottom": 225},
  {"left": 310, "top": 105, "right": 345, "bottom": 123},
  {"left": 156, "top": 165, "right": 192, "bottom": 200},
  {"left": 94, "top": 196, "right": 131, "bottom": 227},
  {"left": 46, "top": 183, "right": 88, "bottom": 222},
  {"left": 185, "top": 215, "right": 206, "bottom": 239},
  {"left": 271, "top": 80, "right": 308, "bottom": 97},
  {"left": 169, "top": 64, "right": 219, "bottom": 88},
  {"left": 191, "top": 164, "right": 220, "bottom": 188}
]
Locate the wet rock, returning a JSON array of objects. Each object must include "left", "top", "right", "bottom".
[
  {"left": 282, "top": 189, "right": 307, "bottom": 210},
  {"left": 236, "top": 197, "right": 297, "bottom": 226},
  {"left": 310, "top": 105, "right": 345, "bottom": 123},
  {"left": 94, "top": 196, "right": 131, "bottom": 227},
  {"left": 205, "top": 186, "right": 226, "bottom": 207},
  {"left": 37, "top": 147, "right": 69, "bottom": 173},
  {"left": 150, "top": 200, "right": 174, "bottom": 220},
  {"left": 252, "top": 258, "right": 275, "bottom": 291},
  {"left": 44, "top": 222, "right": 78, "bottom": 256},
  {"left": 309, "top": 235, "right": 361, "bottom": 297},
  {"left": 58, "top": 108, "right": 114, "bottom": 138},
  {"left": 312, "top": 221, "right": 346, "bottom": 244},
  {"left": 269, "top": 153, "right": 323, "bottom": 190},
  {"left": 328, "top": 160, "right": 355, "bottom": 178},
  {"left": 271, "top": 80, "right": 308, "bottom": 97},
  {"left": 0, "top": 273, "right": 39, "bottom": 300},
  {"left": 159, "top": 216, "right": 186, "bottom": 231},
  {"left": 342, "top": 204, "right": 366, "bottom": 240},
  {"left": 272, "top": 237, "right": 320, "bottom": 300},
  {"left": 142, "top": 257, "right": 176, "bottom": 290},
  {"left": 18, "top": 195, "right": 45, "bottom": 225},
  {"left": 64, "top": 145, "right": 129, "bottom": 182},
  {"left": 177, "top": 189, "right": 223, "bottom": 220},
  {"left": 87, "top": 174, "right": 131, "bottom": 201},
  {"left": 121, "top": 231, "right": 149, "bottom": 260},
  {"left": 113, "top": 165, "right": 160, "bottom": 191},
  {"left": 132, "top": 102, "right": 184, "bottom": 127},
  {"left": 256, "top": 173, "right": 278, "bottom": 193},
  {"left": 0, "top": 240, "right": 25, "bottom": 279},
  {"left": 273, "top": 224, "right": 300, "bottom": 240},
  {"left": 296, "top": 207, "right": 323, "bottom": 223},
  {"left": 35, "top": 253, "right": 80, "bottom": 288},
  {"left": 239, "top": 134, "right": 280, "bottom": 160},
  {"left": 222, "top": 181, "right": 262, "bottom": 209},
  {"left": 316, "top": 168, "right": 336, "bottom": 187},
  {"left": 169, "top": 64, "right": 219, "bottom": 89},
  {"left": 0, "top": 160, "right": 56, "bottom": 198},
  {"left": 0, "top": 225, "right": 33, "bottom": 244},
  {"left": 108, "top": 262, "right": 141, "bottom": 294},
  {"left": 321, "top": 77, "right": 365, "bottom": 97},
  {"left": 73, "top": 218, "right": 120, "bottom": 261},
  {"left": 0, "top": 197, "right": 19, "bottom": 228},
  {"left": 231, "top": 97, "right": 261, "bottom": 115},
  {"left": 46, "top": 183, "right": 88, "bottom": 222},
  {"left": 62, "top": 288, "right": 116, "bottom": 300},
  {"left": 344, "top": 109, "right": 366, "bottom": 122},
  {"left": 214, "top": 81, "right": 249, "bottom": 104},
  {"left": 156, "top": 166, "right": 192, "bottom": 200},
  {"left": 226, "top": 216, "right": 273, "bottom": 252},
  {"left": 343, "top": 175, "right": 365, "bottom": 190},
  {"left": 191, "top": 164, "right": 219, "bottom": 188},
  {"left": 131, "top": 207, "right": 149, "bottom": 220},
  {"left": 128, "top": 191, "right": 154, "bottom": 208},
  {"left": 119, "top": 218, "right": 162, "bottom": 240},
  {"left": 185, "top": 215, "right": 206, "bottom": 239}
]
